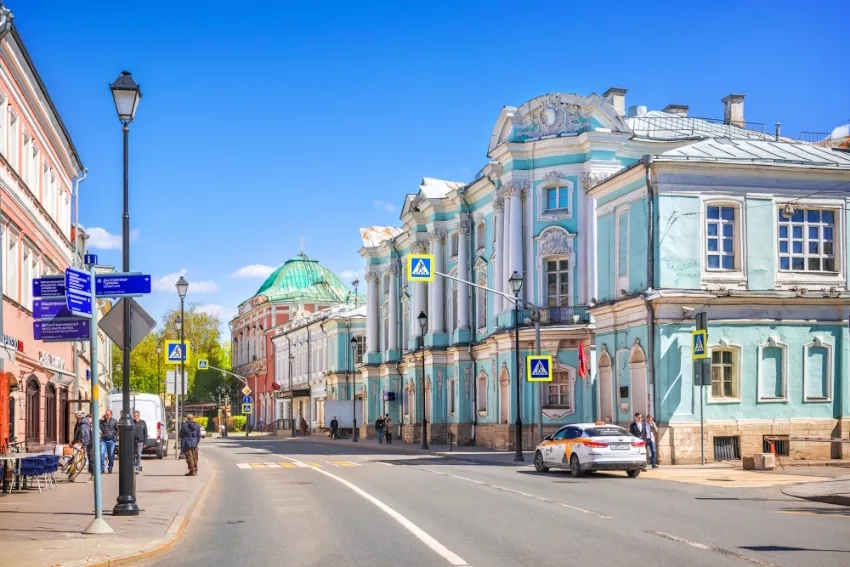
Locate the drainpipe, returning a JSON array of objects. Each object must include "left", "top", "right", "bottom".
[
  {"left": 390, "top": 237, "right": 404, "bottom": 438},
  {"left": 72, "top": 168, "right": 88, "bottom": 410},
  {"left": 642, "top": 155, "right": 659, "bottom": 423},
  {"left": 460, "top": 186, "right": 477, "bottom": 445}
]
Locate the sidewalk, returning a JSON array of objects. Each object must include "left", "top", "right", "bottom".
[
  {"left": 0, "top": 453, "right": 212, "bottom": 567},
  {"left": 782, "top": 474, "right": 850, "bottom": 506}
]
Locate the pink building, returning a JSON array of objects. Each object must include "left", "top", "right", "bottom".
[{"left": 0, "top": 6, "right": 87, "bottom": 452}]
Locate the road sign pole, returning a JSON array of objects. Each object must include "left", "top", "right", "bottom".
[{"left": 696, "top": 312, "right": 708, "bottom": 466}]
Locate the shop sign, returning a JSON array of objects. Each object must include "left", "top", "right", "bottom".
[
  {"left": 39, "top": 351, "right": 67, "bottom": 371},
  {"left": 3, "top": 334, "right": 24, "bottom": 353}
]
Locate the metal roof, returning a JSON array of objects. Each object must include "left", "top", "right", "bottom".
[
  {"left": 658, "top": 138, "right": 850, "bottom": 168},
  {"left": 254, "top": 253, "right": 358, "bottom": 304},
  {"left": 359, "top": 226, "right": 403, "bottom": 248},
  {"left": 419, "top": 177, "right": 465, "bottom": 199},
  {"left": 628, "top": 110, "right": 776, "bottom": 142}
]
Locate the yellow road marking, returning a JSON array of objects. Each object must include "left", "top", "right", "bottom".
[
  {"left": 306, "top": 462, "right": 322, "bottom": 468},
  {"left": 250, "top": 463, "right": 266, "bottom": 469},
  {"left": 279, "top": 462, "right": 297, "bottom": 468},
  {"left": 334, "top": 461, "right": 356, "bottom": 467}
]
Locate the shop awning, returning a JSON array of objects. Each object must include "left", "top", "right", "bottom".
[{"left": 279, "top": 388, "right": 311, "bottom": 399}]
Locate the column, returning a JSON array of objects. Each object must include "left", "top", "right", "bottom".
[
  {"left": 457, "top": 219, "right": 470, "bottom": 330},
  {"left": 366, "top": 271, "right": 380, "bottom": 354},
  {"left": 428, "top": 231, "right": 445, "bottom": 335},
  {"left": 502, "top": 188, "right": 512, "bottom": 307},
  {"left": 506, "top": 183, "right": 523, "bottom": 287},
  {"left": 411, "top": 242, "right": 428, "bottom": 339},
  {"left": 493, "top": 196, "right": 505, "bottom": 314},
  {"left": 388, "top": 262, "right": 399, "bottom": 352}
]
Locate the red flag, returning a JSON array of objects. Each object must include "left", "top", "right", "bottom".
[{"left": 578, "top": 341, "right": 588, "bottom": 379}]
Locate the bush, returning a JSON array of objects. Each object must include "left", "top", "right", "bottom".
[
  {"left": 195, "top": 416, "right": 209, "bottom": 430},
  {"left": 229, "top": 416, "right": 247, "bottom": 432}
]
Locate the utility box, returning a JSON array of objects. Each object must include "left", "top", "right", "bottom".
[{"left": 754, "top": 453, "right": 776, "bottom": 471}]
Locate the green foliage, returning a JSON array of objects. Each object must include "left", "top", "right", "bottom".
[
  {"left": 229, "top": 416, "right": 246, "bottom": 432},
  {"left": 195, "top": 416, "right": 209, "bottom": 429}
]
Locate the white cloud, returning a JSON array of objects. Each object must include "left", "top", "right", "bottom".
[
  {"left": 339, "top": 270, "right": 360, "bottom": 279},
  {"left": 152, "top": 269, "right": 218, "bottom": 293},
  {"left": 231, "top": 264, "right": 276, "bottom": 279},
  {"left": 83, "top": 227, "right": 140, "bottom": 250},
  {"left": 373, "top": 200, "right": 395, "bottom": 212},
  {"left": 197, "top": 304, "right": 236, "bottom": 321}
]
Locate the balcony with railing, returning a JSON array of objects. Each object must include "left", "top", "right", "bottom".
[{"left": 516, "top": 305, "right": 591, "bottom": 327}]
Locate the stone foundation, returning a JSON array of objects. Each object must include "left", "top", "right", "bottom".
[{"left": 659, "top": 419, "right": 846, "bottom": 465}]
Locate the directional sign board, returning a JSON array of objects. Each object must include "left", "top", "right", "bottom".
[
  {"left": 242, "top": 386, "right": 252, "bottom": 396},
  {"left": 692, "top": 330, "right": 708, "bottom": 360},
  {"left": 64, "top": 267, "right": 93, "bottom": 318},
  {"left": 95, "top": 273, "right": 152, "bottom": 298},
  {"left": 526, "top": 355, "right": 553, "bottom": 382},
  {"left": 242, "top": 403, "right": 253, "bottom": 414},
  {"left": 98, "top": 298, "right": 157, "bottom": 351},
  {"left": 84, "top": 254, "right": 98, "bottom": 266},
  {"left": 407, "top": 253, "right": 434, "bottom": 282},
  {"left": 198, "top": 359, "right": 208, "bottom": 370},
  {"left": 165, "top": 340, "right": 191, "bottom": 365},
  {"left": 34, "top": 319, "right": 91, "bottom": 342},
  {"left": 33, "top": 298, "right": 73, "bottom": 319},
  {"left": 33, "top": 275, "right": 65, "bottom": 298}
]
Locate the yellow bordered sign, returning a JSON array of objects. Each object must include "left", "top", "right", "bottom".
[
  {"left": 242, "top": 403, "right": 253, "bottom": 414},
  {"left": 407, "top": 253, "right": 434, "bottom": 282},
  {"left": 692, "top": 330, "right": 707, "bottom": 360},
  {"left": 164, "top": 340, "right": 191, "bottom": 365},
  {"left": 526, "top": 355, "right": 553, "bottom": 382}
]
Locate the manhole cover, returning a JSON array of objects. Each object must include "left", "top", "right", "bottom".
[{"left": 137, "top": 489, "right": 188, "bottom": 493}]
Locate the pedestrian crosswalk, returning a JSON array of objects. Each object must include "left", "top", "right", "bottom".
[{"left": 236, "top": 460, "right": 362, "bottom": 470}]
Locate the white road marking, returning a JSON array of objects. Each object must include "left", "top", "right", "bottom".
[
  {"left": 418, "top": 467, "right": 610, "bottom": 519},
  {"left": 281, "top": 456, "right": 470, "bottom": 566},
  {"left": 236, "top": 463, "right": 251, "bottom": 469},
  {"left": 294, "top": 461, "right": 310, "bottom": 468},
  {"left": 264, "top": 463, "right": 282, "bottom": 469},
  {"left": 648, "top": 531, "right": 779, "bottom": 566}
]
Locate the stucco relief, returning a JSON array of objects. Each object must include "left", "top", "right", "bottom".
[
  {"left": 537, "top": 226, "right": 574, "bottom": 257},
  {"left": 543, "top": 407, "right": 573, "bottom": 420},
  {"left": 365, "top": 271, "right": 379, "bottom": 283},
  {"left": 457, "top": 219, "right": 470, "bottom": 234},
  {"left": 500, "top": 362, "right": 509, "bottom": 384},
  {"left": 542, "top": 171, "right": 564, "bottom": 187},
  {"left": 463, "top": 367, "right": 471, "bottom": 397},
  {"left": 581, "top": 171, "right": 613, "bottom": 191},
  {"left": 502, "top": 181, "right": 528, "bottom": 198},
  {"left": 516, "top": 94, "right": 592, "bottom": 138},
  {"left": 410, "top": 240, "right": 429, "bottom": 254},
  {"left": 437, "top": 369, "right": 444, "bottom": 391}
]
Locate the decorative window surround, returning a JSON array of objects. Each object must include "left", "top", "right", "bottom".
[
  {"left": 775, "top": 203, "right": 846, "bottom": 288},
  {"left": 757, "top": 336, "right": 788, "bottom": 402},
  {"left": 476, "top": 371, "right": 488, "bottom": 416},
  {"left": 615, "top": 348, "right": 630, "bottom": 414},
  {"left": 448, "top": 378, "right": 456, "bottom": 416},
  {"left": 803, "top": 336, "right": 833, "bottom": 402},
  {"left": 542, "top": 364, "right": 576, "bottom": 420},
  {"left": 475, "top": 222, "right": 486, "bottom": 254},
  {"left": 536, "top": 171, "right": 574, "bottom": 221},
  {"left": 707, "top": 339, "right": 742, "bottom": 404},
  {"left": 614, "top": 206, "right": 629, "bottom": 296},
  {"left": 534, "top": 226, "right": 575, "bottom": 307},
  {"left": 702, "top": 198, "right": 747, "bottom": 287}
]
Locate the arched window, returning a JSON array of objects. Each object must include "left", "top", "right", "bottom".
[
  {"left": 476, "top": 371, "right": 488, "bottom": 414},
  {"left": 26, "top": 377, "right": 40, "bottom": 442},
  {"left": 45, "top": 383, "right": 57, "bottom": 442}
]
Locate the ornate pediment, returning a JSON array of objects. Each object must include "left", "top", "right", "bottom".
[
  {"left": 536, "top": 226, "right": 575, "bottom": 257},
  {"left": 516, "top": 94, "right": 592, "bottom": 139}
]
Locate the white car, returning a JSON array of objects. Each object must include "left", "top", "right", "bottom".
[
  {"left": 199, "top": 426, "right": 207, "bottom": 438},
  {"left": 534, "top": 422, "right": 646, "bottom": 478}
]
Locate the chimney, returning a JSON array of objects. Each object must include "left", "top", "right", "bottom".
[
  {"left": 721, "top": 94, "right": 746, "bottom": 128},
  {"left": 603, "top": 87, "right": 627, "bottom": 116},
  {"left": 663, "top": 104, "right": 689, "bottom": 117}
]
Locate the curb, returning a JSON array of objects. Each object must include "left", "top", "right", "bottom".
[
  {"left": 62, "top": 465, "right": 216, "bottom": 567},
  {"left": 781, "top": 479, "right": 850, "bottom": 507}
]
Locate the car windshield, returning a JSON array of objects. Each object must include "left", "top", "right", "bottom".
[{"left": 586, "top": 427, "right": 629, "bottom": 437}]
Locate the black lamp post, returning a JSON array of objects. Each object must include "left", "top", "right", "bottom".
[
  {"left": 110, "top": 70, "right": 142, "bottom": 517},
  {"left": 350, "top": 337, "right": 358, "bottom": 442},
  {"left": 417, "top": 311, "right": 428, "bottom": 450},
  {"left": 509, "top": 271, "right": 524, "bottom": 462},
  {"left": 174, "top": 315, "right": 183, "bottom": 454},
  {"left": 176, "top": 277, "right": 189, "bottom": 453},
  {"left": 288, "top": 353, "right": 295, "bottom": 437},
  {"left": 156, "top": 344, "right": 162, "bottom": 399}
]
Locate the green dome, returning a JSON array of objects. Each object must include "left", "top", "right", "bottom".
[{"left": 255, "top": 253, "right": 357, "bottom": 304}]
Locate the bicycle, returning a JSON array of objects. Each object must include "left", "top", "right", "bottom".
[{"left": 59, "top": 444, "right": 87, "bottom": 482}]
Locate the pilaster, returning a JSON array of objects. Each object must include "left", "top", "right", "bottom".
[
  {"left": 493, "top": 196, "right": 505, "bottom": 315},
  {"left": 457, "top": 218, "right": 471, "bottom": 331},
  {"left": 387, "top": 262, "right": 400, "bottom": 360}
]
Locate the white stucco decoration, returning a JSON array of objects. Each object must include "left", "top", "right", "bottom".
[{"left": 536, "top": 226, "right": 575, "bottom": 257}]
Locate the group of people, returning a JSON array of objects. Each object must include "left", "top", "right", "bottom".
[
  {"left": 327, "top": 414, "right": 394, "bottom": 443},
  {"left": 70, "top": 409, "right": 203, "bottom": 479},
  {"left": 630, "top": 412, "right": 659, "bottom": 468}
]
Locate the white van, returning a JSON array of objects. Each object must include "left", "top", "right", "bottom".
[{"left": 109, "top": 393, "right": 169, "bottom": 459}]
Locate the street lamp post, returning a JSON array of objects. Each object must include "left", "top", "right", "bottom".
[
  {"left": 417, "top": 311, "right": 428, "bottom": 450},
  {"left": 174, "top": 315, "right": 183, "bottom": 456},
  {"left": 350, "top": 337, "right": 358, "bottom": 442},
  {"left": 156, "top": 344, "right": 162, "bottom": 399},
  {"left": 175, "top": 277, "right": 189, "bottom": 455},
  {"left": 288, "top": 354, "right": 295, "bottom": 437},
  {"left": 110, "top": 70, "right": 142, "bottom": 517},
  {"left": 509, "top": 271, "right": 524, "bottom": 462}
]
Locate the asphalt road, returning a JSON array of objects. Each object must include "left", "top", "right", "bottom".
[{"left": 134, "top": 437, "right": 850, "bottom": 567}]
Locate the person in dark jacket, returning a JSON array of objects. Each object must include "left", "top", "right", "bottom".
[
  {"left": 132, "top": 411, "right": 148, "bottom": 474},
  {"left": 180, "top": 414, "right": 202, "bottom": 476},
  {"left": 330, "top": 416, "right": 339, "bottom": 440},
  {"left": 72, "top": 412, "right": 94, "bottom": 477},
  {"left": 100, "top": 409, "right": 118, "bottom": 474}
]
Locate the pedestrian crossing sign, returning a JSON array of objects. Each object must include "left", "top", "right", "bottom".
[
  {"left": 526, "top": 355, "right": 553, "bottom": 382},
  {"left": 242, "top": 403, "right": 252, "bottom": 414},
  {"left": 198, "top": 359, "right": 208, "bottom": 370},
  {"left": 692, "top": 330, "right": 708, "bottom": 360},
  {"left": 407, "top": 253, "right": 434, "bottom": 282},
  {"left": 164, "top": 340, "right": 191, "bottom": 365}
]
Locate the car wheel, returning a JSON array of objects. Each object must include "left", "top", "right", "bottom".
[
  {"left": 627, "top": 468, "right": 641, "bottom": 478},
  {"left": 156, "top": 444, "right": 164, "bottom": 459},
  {"left": 570, "top": 454, "right": 583, "bottom": 477},
  {"left": 534, "top": 451, "right": 549, "bottom": 473}
]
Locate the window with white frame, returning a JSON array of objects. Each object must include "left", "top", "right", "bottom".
[
  {"left": 706, "top": 204, "right": 737, "bottom": 270},
  {"left": 475, "top": 270, "right": 487, "bottom": 329},
  {"left": 402, "top": 301, "right": 410, "bottom": 348},
  {"left": 6, "top": 226, "right": 19, "bottom": 302},
  {"left": 757, "top": 337, "right": 787, "bottom": 400},
  {"left": 22, "top": 246, "right": 39, "bottom": 310},
  {"left": 803, "top": 337, "right": 832, "bottom": 400},
  {"left": 448, "top": 378, "right": 456, "bottom": 415},
  {"left": 778, "top": 208, "right": 837, "bottom": 272},
  {"left": 0, "top": 95, "right": 6, "bottom": 156},
  {"left": 22, "top": 134, "right": 30, "bottom": 184},
  {"left": 476, "top": 373, "right": 487, "bottom": 413},
  {"left": 545, "top": 186, "right": 569, "bottom": 212},
  {"left": 476, "top": 222, "right": 485, "bottom": 251},
  {"left": 710, "top": 347, "right": 739, "bottom": 400},
  {"left": 31, "top": 146, "right": 40, "bottom": 194},
  {"left": 615, "top": 208, "right": 629, "bottom": 293},
  {"left": 382, "top": 308, "right": 389, "bottom": 353},
  {"left": 353, "top": 336, "right": 366, "bottom": 364},
  {"left": 9, "top": 112, "right": 18, "bottom": 170},
  {"left": 545, "top": 259, "right": 569, "bottom": 307},
  {"left": 450, "top": 233, "right": 458, "bottom": 257},
  {"left": 547, "top": 370, "right": 573, "bottom": 408}
]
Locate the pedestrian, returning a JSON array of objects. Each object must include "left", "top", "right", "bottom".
[
  {"left": 384, "top": 415, "right": 393, "bottom": 444},
  {"left": 629, "top": 412, "right": 642, "bottom": 439},
  {"left": 100, "top": 409, "right": 118, "bottom": 474},
  {"left": 72, "top": 411, "right": 93, "bottom": 482},
  {"left": 299, "top": 416, "right": 308, "bottom": 436},
  {"left": 132, "top": 411, "right": 148, "bottom": 474},
  {"left": 330, "top": 416, "right": 339, "bottom": 440},
  {"left": 374, "top": 415, "right": 385, "bottom": 444},
  {"left": 644, "top": 414, "right": 659, "bottom": 468},
  {"left": 180, "top": 414, "right": 202, "bottom": 476}
]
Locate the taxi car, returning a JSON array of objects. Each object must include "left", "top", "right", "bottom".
[{"left": 533, "top": 422, "right": 646, "bottom": 478}]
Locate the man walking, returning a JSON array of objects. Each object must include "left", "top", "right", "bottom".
[
  {"left": 99, "top": 409, "right": 118, "bottom": 474},
  {"left": 374, "top": 415, "right": 385, "bottom": 444},
  {"left": 644, "top": 414, "right": 659, "bottom": 468},
  {"left": 180, "top": 414, "right": 201, "bottom": 476},
  {"left": 329, "top": 416, "right": 339, "bottom": 440},
  {"left": 132, "top": 411, "right": 148, "bottom": 474}
]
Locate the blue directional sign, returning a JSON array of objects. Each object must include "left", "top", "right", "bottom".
[
  {"left": 65, "top": 267, "right": 93, "bottom": 318},
  {"left": 33, "top": 318, "right": 91, "bottom": 342},
  {"left": 94, "top": 273, "right": 152, "bottom": 298},
  {"left": 33, "top": 298, "right": 73, "bottom": 319},
  {"left": 84, "top": 254, "right": 98, "bottom": 266},
  {"left": 33, "top": 276, "right": 65, "bottom": 298}
]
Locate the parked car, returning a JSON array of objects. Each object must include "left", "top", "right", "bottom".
[
  {"left": 109, "top": 393, "right": 169, "bottom": 459},
  {"left": 534, "top": 422, "right": 646, "bottom": 477},
  {"left": 199, "top": 426, "right": 207, "bottom": 438}
]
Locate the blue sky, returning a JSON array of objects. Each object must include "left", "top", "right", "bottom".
[{"left": 10, "top": 0, "right": 849, "bottom": 336}]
